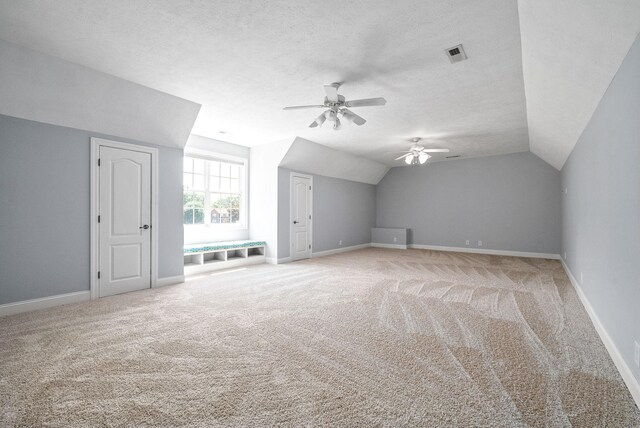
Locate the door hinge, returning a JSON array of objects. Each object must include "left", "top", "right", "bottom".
[
  {"left": 98, "top": 215, "right": 100, "bottom": 223},
  {"left": 98, "top": 271, "right": 101, "bottom": 279},
  {"left": 309, "top": 215, "right": 311, "bottom": 219},
  {"left": 98, "top": 158, "right": 101, "bottom": 166},
  {"left": 309, "top": 186, "right": 311, "bottom": 190},
  {"left": 309, "top": 244, "right": 311, "bottom": 249}
]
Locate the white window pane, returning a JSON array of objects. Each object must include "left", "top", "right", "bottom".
[
  {"left": 193, "top": 158, "right": 205, "bottom": 174},
  {"left": 220, "top": 162, "right": 231, "bottom": 178},
  {"left": 230, "top": 209, "right": 240, "bottom": 223},
  {"left": 193, "top": 174, "right": 205, "bottom": 190},
  {"left": 230, "top": 178, "right": 240, "bottom": 193},
  {"left": 220, "top": 177, "right": 231, "bottom": 192},
  {"left": 209, "top": 176, "right": 220, "bottom": 191},
  {"left": 183, "top": 158, "right": 193, "bottom": 173},
  {"left": 230, "top": 165, "right": 240, "bottom": 178},
  {"left": 183, "top": 191, "right": 204, "bottom": 208},
  {"left": 183, "top": 173, "right": 192, "bottom": 189},
  {"left": 210, "top": 208, "right": 221, "bottom": 223},
  {"left": 193, "top": 209, "right": 204, "bottom": 224},
  {"left": 209, "top": 161, "right": 220, "bottom": 177}
]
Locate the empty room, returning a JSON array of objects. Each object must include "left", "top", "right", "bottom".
[{"left": 1, "top": 0, "right": 639, "bottom": 426}]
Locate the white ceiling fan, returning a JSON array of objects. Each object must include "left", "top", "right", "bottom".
[
  {"left": 395, "top": 138, "right": 450, "bottom": 165},
  {"left": 283, "top": 82, "right": 386, "bottom": 130}
]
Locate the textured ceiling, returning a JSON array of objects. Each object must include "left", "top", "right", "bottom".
[
  {"left": 0, "top": 1, "right": 636, "bottom": 169},
  {"left": 0, "top": 0, "right": 529, "bottom": 166},
  {"left": 518, "top": 0, "right": 640, "bottom": 169}
]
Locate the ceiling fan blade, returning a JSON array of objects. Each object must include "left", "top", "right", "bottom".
[
  {"left": 341, "top": 108, "right": 367, "bottom": 126},
  {"left": 283, "top": 105, "right": 325, "bottom": 110},
  {"left": 394, "top": 153, "right": 411, "bottom": 161},
  {"left": 324, "top": 83, "right": 340, "bottom": 102},
  {"left": 421, "top": 148, "right": 450, "bottom": 153},
  {"left": 309, "top": 112, "right": 327, "bottom": 128},
  {"left": 344, "top": 97, "right": 386, "bottom": 108}
]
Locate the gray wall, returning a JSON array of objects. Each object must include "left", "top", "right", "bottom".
[
  {"left": 0, "top": 114, "right": 183, "bottom": 305},
  {"left": 278, "top": 168, "right": 376, "bottom": 259},
  {"left": 376, "top": 152, "right": 561, "bottom": 254},
  {"left": 561, "top": 35, "right": 640, "bottom": 383},
  {"left": 372, "top": 228, "right": 408, "bottom": 246}
]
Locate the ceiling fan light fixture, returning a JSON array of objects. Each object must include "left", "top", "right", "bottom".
[
  {"left": 333, "top": 117, "right": 341, "bottom": 129},
  {"left": 405, "top": 154, "right": 414, "bottom": 164},
  {"left": 418, "top": 153, "right": 430, "bottom": 164}
]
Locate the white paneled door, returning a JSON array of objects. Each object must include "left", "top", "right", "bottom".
[
  {"left": 291, "top": 174, "right": 312, "bottom": 261},
  {"left": 99, "top": 146, "right": 151, "bottom": 297}
]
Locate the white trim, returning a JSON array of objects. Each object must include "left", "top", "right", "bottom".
[
  {"left": 0, "top": 291, "right": 91, "bottom": 317},
  {"left": 290, "top": 172, "right": 313, "bottom": 261},
  {"left": 155, "top": 275, "right": 185, "bottom": 288},
  {"left": 408, "top": 244, "right": 561, "bottom": 260},
  {"left": 371, "top": 243, "right": 408, "bottom": 250},
  {"left": 185, "top": 256, "right": 265, "bottom": 275},
  {"left": 91, "top": 137, "right": 159, "bottom": 300},
  {"left": 311, "top": 243, "right": 371, "bottom": 258},
  {"left": 560, "top": 259, "right": 640, "bottom": 408},
  {"left": 266, "top": 257, "right": 293, "bottom": 264}
]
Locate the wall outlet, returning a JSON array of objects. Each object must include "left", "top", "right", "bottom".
[
  {"left": 563, "top": 188, "right": 568, "bottom": 195},
  {"left": 634, "top": 341, "right": 639, "bottom": 368},
  {"left": 478, "top": 240, "right": 482, "bottom": 247},
  {"left": 465, "top": 240, "right": 470, "bottom": 246},
  {"left": 393, "top": 237, "right": 397, "bottom": 242},
  {"left": 338, "top": 240, "right": 342, "bottom": 246}
]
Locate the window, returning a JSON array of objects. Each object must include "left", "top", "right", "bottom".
[{"left": 183, "top": 155, "right": 245, "bottom": 226}]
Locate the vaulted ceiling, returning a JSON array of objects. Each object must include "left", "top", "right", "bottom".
[{"left": 0, "top": 0, "right": 638, "bottom": 169}]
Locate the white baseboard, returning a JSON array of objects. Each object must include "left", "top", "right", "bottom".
[
  {"left": 0, "top": 290, "right": 91, "bottom": 317},
  {"left": 560, "top": 259, "right": 640, "bottom": 408},
  {"left": 408, "top": 244, "right": 561, "bottom": 260},
  {"left": 155, "top": 275, "right": 185, "bottom": 288},
  {"left": 371, "top": 243, "right": 407, "bottom": 250},
  {"left": 267, "top": 257, "right": 291, "bottom": 265},
  {"left": 311, "top": 243, "right": 371, "bottom": 258}
]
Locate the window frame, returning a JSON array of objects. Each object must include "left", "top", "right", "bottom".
[{"left": 183, "top": 148, "right": 248, "bottom": 230}]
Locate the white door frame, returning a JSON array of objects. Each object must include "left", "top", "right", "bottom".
[
  {"left": 290, "top": 172, "right": 313, "bottom": 260},
  {"left": 90, "top": 137, "right": 159, "bottom": 299}
]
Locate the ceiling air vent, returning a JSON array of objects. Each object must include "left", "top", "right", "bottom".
[
  {"left": 445, "top": 44, "right": 467, "bottom": 64},
  {"left": 445, "top": 155, "right": 461, "bottom": 159}
]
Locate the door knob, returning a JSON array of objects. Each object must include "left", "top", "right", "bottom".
[
  {"left": 139, "top": 224, "right": 150, "bottom": 230},
  {"left": 293, "top": 220, "right": 299, "bottom": 224}
]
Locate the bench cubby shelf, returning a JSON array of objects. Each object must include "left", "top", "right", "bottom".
[{"left": 184, "top": 240, "right": 266, "bottom": 275}]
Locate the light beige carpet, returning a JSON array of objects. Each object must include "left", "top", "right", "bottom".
[{"left": 1, "top": 248, "right": 639, "bottom": 427}]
